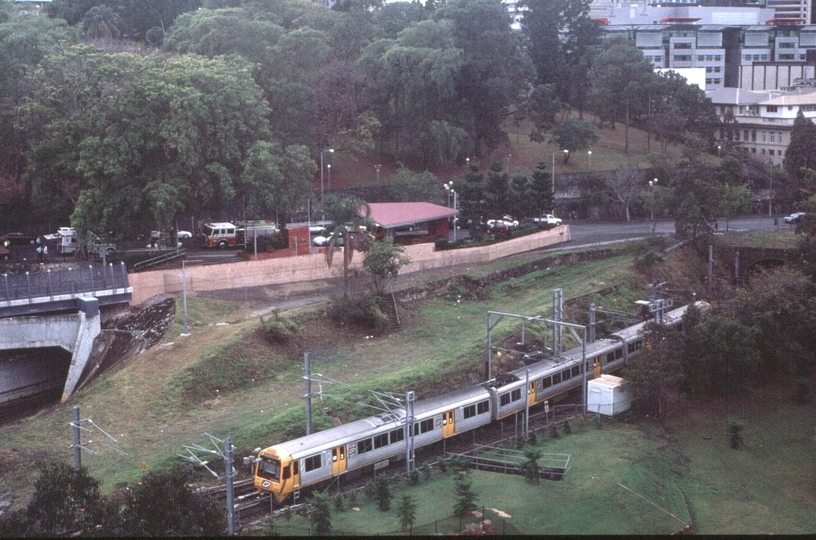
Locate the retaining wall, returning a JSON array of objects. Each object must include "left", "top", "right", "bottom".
[{"left": 127, "top": 225, "right": 571, "bottom": 306}]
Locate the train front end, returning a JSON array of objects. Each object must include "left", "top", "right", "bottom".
[{"left": 254, "top": 446, "right": 295, "bottom": 503}]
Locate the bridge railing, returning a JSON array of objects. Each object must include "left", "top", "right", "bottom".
[{"left": 1, "top": 263, "right": 130, "bottom": 304}]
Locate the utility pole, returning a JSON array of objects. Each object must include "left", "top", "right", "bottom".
[{"left": 304, "top": 353, "right": 312, "bottom": 435}]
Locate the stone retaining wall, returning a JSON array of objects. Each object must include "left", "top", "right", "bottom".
[{"left": 127, "top": 225, "right": 571, "bottom": 306}]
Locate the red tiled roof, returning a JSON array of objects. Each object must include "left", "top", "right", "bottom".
[{"left": 363, "top": 202, "right": 458, "bottom": 229}]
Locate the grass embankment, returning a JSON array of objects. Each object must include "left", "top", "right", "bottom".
[{"left": 0, "top": 249, "right": 640, "bottom": 500}]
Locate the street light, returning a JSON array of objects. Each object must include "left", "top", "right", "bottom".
[
  {"left": 375, "top": 164, "right": 382, "bottom": 185},
  {"left": 505, "top": 154, "right": 512, "bottom": 174},
  {"left": 320, "top": 148, "right": 334, "bottom": 220},
  {"left": 768, "top": 160, "right": 773, "bottom": 217},
  {"left": 551, "top": 150, "right": 568, "bottom": 212},
  {"left": 649, "top": 178, "right": 658, "bottom": 233},
  {"left": 717, "top": 145, "right": 721, "bottom": 158},
  {"left": 444, "top": 181, "right": 457, "bottom": 242},
  {"left": 465, "top": 157, "right": 470, "bottom": 173},
  {"left": 588, "top": 150, "right": 592, "bottom": 171},
  {"left": 327, "top": 163, "right": 331, "bottom": 191}
]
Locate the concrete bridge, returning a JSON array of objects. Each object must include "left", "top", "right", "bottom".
[
  {"left": 0, "top": 265, "right": 132, "bottom": 405},
  {"left": 717, "top": 246, "right": 789, "bottom": 285}
]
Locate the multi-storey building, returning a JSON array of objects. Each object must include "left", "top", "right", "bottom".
[{"left": 709, "top": 86, "right": 816, "bottom": 165}]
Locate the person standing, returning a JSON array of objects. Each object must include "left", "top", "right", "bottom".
[
  {"left": 36, "top": 244, "right": 42, "bottom": 262},
  {"left": 42, "top": 243, "right": 48, "bottom": 263}
]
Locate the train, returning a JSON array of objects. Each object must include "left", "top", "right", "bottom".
[{"left": 253, "top": 301, "right": 708, "bottom": 503}]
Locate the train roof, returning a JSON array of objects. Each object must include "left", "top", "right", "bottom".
[
  {"left": 412, "top": 385, "right": 491, "bottom": 417},
  {"left": 273, "top": 412, "right": 405, "bottom": 457}
]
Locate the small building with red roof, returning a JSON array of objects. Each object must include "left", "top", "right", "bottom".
[{"left": 362, "top": 202, "right": 458, "bottom": 245}]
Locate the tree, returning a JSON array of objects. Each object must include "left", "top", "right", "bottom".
[
  {"left": 385, "top": 168, "right": 442, "bottom": 203},
  {"left": 362, "top": 237, "right": 410, "bottom": 295},
  {"left": 549, "top": 118, "right": 599, "bottom": 163},
  {"left": 375, "top": 473, "right": 392, "bottom": 512},
  {"left": 122, "top": 466, "right": 225, "bottom": 536},
  {"left": 485, "top": 160, "right": 510, "bottom": 218},
  {"left": 589, "top": 37, "right": 656, "bottom": 154},
  {"left": 458, "top": 163, "right": 487, "bottom": 237},
  {"left": 24, "top": 461, "right": 112, "bottom": 536},
  {"left": 396, "top": 493, "right": 418, "bottom": 532},
  {"left": 526, "top": 83, "right": 568, "bottom": 143},
  {"left": 623, "top": 322, "right": 682, "bottom": 417},
  {"left": 323, "top": 195, "right": 372, "bottom": 298},
  {"left": 521, "top": 447, "right": 542, "bottom": 484},
  {"left": 604, "top": 167, "right": 644, "bottom": 222},
  {"left": 680, "top": 315, "right": 760, "bottom": 397},
  {"left": 717, "top": 184, "right": 754, "bottom": 231},
  {"left": 310, "top": 491, "right": 333, "bottom": 535},
  {"left": 784, "top": 111, "right": 816, "bottom": 181},
  {"left": 453, "top": 472, "right": 478, "bottom": 516}
]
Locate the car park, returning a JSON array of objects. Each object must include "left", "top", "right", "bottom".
[
  {"left": 0, "top": 232, "right": 35, "bottom": 245},
  {"left": 783, "top": 212, "right": 806, "bottom": 224}
]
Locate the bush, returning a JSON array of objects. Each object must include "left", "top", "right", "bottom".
[
  {"left": 333, "top": 492, "right": 345, "bottom": 512},
  {"left": 259, "top": 309, "right": 300, "bottom": 343},
  {"left": 548, "top": 423, "right": 560, "bottom": 439},
  {"left": 728, "top": 418, "right": 745, "bottom": 449},
  {"left": 438, "top": 458, "right": 448, "bottom": 474},
  {"left": 409, "top": 468, "right": 421, "bottom": 486},
  {"left": 347, "top": 490, "right": 358, "bottom": 508},
  {"left": 327, "top": 295, "right": 390, "bottom": 330},
  {"left": 364, "top": 479, "right": 377, "bottom": 501},
  {"left": 245, "top": 232, "right": 288, "bottom": 252},
  {"left": 375, "top": 474, "right": 392, "bottom": 512},
  {"left": 562, "top": 418, "right": 572, "bottom": 435}
]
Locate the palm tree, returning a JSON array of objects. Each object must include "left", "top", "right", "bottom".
[{"left": 322, "top": 195, "right": 372, "bottom": 298}]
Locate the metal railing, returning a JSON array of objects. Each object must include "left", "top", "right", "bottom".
[{"left": 1, "top": 263, "right": 130, "bottom": 304}]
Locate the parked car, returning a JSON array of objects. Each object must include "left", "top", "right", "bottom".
[
  {"left": 531, "top": 214, "right": 563, "bottom": 226},
  {"left": 486, "top": 216, "right": 519, "bottom": 229},
  {"left": 177, "top": 230, "right": 193, "bottom": 239},
  {"left": 312, "top": 234, "right": 344, "bottom": 247},
  {"left": 783, "top": 212, "right": 806, "bottom": 224},
  {"left": 0, "top": 232, "right": 35, "bottom": 245}
]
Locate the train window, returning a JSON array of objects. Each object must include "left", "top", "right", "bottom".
[
  {"left": 420, "top": 418, "right": 434, "bottom": 433},
  {"left": 500, "top": 392, "right": 511, "bottom": 406},
  {"left": 606, "top": 352, "right": 615, "bottom": 364},
  {"left": 541, "top": 377, "right": 552, "bottom": 389},
  {"left": 552, "top": 372, "right": 562, "bottom": 384},
  {"left": 293, "top": 461, "right": 298, "bottom": 475},
  {"left": 258, "top": 458, "right": 281, "bottom": 481},
  {"left": 636, "top": 340, "right": 643, "bottom": 350},
  {"left": 374, "top": 433, "right": 389, "bottom": 449},
  {"left": 304, "top": 454, "right": 322, "bottom": 472},
  {"left": 616, "top": 348, "right": 623, "bottom": 359},
  {"left": 464, "top": 404, "right": 477, "bottom": 419},
  {"left": 357, "top": 439, "right": 373, "bottom": 454},
  {"left": 477, "top": 400, "right": 489, "bottom": 414},
  {"left": 572, "top": 366, "right": 580, "bottom": 378},
  {"left": 390, "top": 428, "right": 404, "bottom": 444},
  {"left": 511, "top": 388, "right": 521, "bottom": 402},
  {"left": 628, "top": 342, "right": 635, "bottom": 353},
  {"left": 283, "top": 465, "right": 291, "bottom": 480},
  {"left": 561, "top": 369, "right": 570, "bottom": 381}
]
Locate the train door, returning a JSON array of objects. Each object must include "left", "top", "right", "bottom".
[
  {"left": 594, "top": 356, "right": 602, "bottom": 378},
  {"left": 442, "top": 410, "right": 455, "bottom": 437},
  {"left": 528, "top": 380, "right": 536, "bottom": 406},
  {"left": 331, "top": 445, "right": 347, "bottom": 475}
]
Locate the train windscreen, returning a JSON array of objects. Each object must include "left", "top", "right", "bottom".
[{"left": 257, "top": 457, "right": 281, "bottom": 481}]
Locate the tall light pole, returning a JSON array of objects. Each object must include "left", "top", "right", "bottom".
[
  {"left": 375, "top": 164, "right": 382, "bottom": 184},
  {"left": 587, "top": 150, "right": 592, "bottom": 171},
  {"left": 649, "top": 178, "right": 658, "bottom": 233},
  {"left": 768, "top": 160, "right": 773, "bottom": 217},
  {"left": 327, "top": 163, "right": 331, "bottom": 191},
  {"left": 320, "top": 148, "right": 334, "bottom": 221},
  {"left": 505, "top": 154, "right": 512, "bottom": 174},
  {"left": 552, "top": 150, "right": 567, "bottom": 212},
  {"left": 465, "top": 157, "right": 470, "bottom": 173},
  {"left": 444, "top": 181, "right": 457, "bottom": 242},
  {"left": 717, "top": 145, "right": 721, "bottom": 158}
]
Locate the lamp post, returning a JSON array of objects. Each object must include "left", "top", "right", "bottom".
[
  {"left": 505, "top": 154, "right": 511, "bottom": 174},
  {"left": 551, "top": 150, "right": 567, "bottom": 211},
  {"left": 717, "top": 145, "right": 721, "bottom": 158},
  {"left": 320, "top": 148, "right": 334, "bottom": 221},
  {"left": 649, "top": 178, "right": 658, "bottom": 233},
  {"left": 444, "top": 182, "right": 457, "bottom": 242},
  {"left": 465, "top": 157, "right": 470, "bottom": 173},
  {"left": 375, "top": 164, "right": 382, "bottom": 185},
  {"left": 768, "top": 160, "right": 773, "bottom": 217},
  {"left": 327, "top": 163, "right": 331, "bottom": 191},
  {"left": 588, "top": 150, "right": 592, "bottom": 171}
]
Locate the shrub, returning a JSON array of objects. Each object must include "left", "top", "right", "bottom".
[
  {"left": 375, "top": 474, "right": 392, "bottom": 512},
  {"left": 528, "top": 431, "right": 538, "bottom": 446},
  {"left": 563, "top": 418, "right": 572, "bottom": 435},
  {"left": 364, "top": 479, "right": 377, "bottom": 501},
  {"left": 259, "top": 309, "right": 300, "bottom": 343},
  {"left": 327, "top": 295, "right": 389, "bottom": 330},
  {"left": 333, "top": 492, "right": 345, "bottom": 512},
  {"left": 438, "top": 458, "right": 448, "bottom": 474},
  {"left": 245, "top": 232, "right": 287, "bottom": 253},
  {"left": 282, "top": 505, "right": 292, "bottom": 522},
  {"left": 449, "top": 455, "right": 471, "bottom": 474},
  {"left": 347, "top": 490, "right": 358, "bottom": 508},
  {"left": 728, "top": 418, "right": 745, "bottom": 449},
  {"left": 409, "top": 469, "right": 421, "bottom": 486},
  {"left": 548, "top": 423, "right": 560, "bottom": 439},
  {"left": 309, "top": 492, "right": 332, "bottom": 535}
]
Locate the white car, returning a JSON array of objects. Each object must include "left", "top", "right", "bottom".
[
  {"left": 486, "top": 216, "right": 519, "bottom": 229},
  {"left": 177, "top": 230, "right": 193, "bottom": 239},
  {"left": 312, "top": 235, "right": 343, "bottom": 247},
  {"left": 532, "top": 214, "right": 562, "bottom": 226}
]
